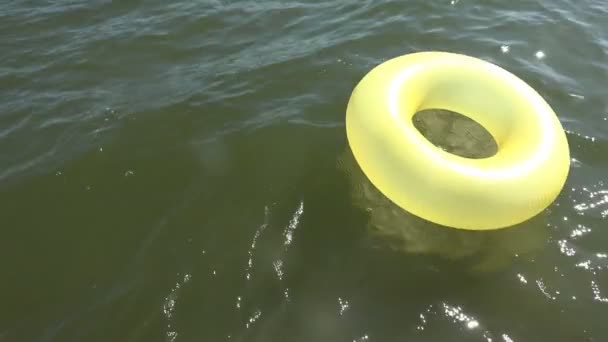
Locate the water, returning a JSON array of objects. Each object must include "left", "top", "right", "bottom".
[{"left": 1, "top": 1, "right": 608, "bottom": 341}]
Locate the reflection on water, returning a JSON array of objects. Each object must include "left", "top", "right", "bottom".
[
  {"left": 340, "top": 109, "right": 548, "bottom": 272},
  {"left": 273, "top": 200, "right": 304, "bottom": 301},
  {"left": 163, "top": 273, "right": 192, "bottom": 342},
  {"left": 573, "top": 182, "right": 608, "bottom": 218},
  {"left": 414, "top": 302, "right": 511, "bottom": 341},
  {"left": 231, "top": 200, "right": 306, "bottom": 339}
]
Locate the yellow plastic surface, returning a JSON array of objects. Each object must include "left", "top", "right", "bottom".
[{"left": 345, "top": 51, "right": 570, "bottom": 230}]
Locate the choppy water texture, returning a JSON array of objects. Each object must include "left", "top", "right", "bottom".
[{"left": 2, "top": 1, "right": 608, "bottom": 341}]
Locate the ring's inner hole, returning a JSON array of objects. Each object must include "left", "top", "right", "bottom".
[{"left": 412, "top": 109, "right": 498, "bottom": 159}]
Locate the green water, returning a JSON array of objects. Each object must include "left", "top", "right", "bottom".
[{"left": 2, "top": 1, "right": 608, "bottom": 341}]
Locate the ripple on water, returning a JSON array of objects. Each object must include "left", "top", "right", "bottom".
[{"left": 163, "top": 273, "right": 192, "bottom": 342}]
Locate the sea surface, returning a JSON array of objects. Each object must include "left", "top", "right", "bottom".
[{"left": 2, "top": 1, "right": 608, "bottom": 341}]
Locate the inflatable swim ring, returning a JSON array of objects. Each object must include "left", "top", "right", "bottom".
[{"left": 345, "top": 51, "right": 570, "bottom": 230}]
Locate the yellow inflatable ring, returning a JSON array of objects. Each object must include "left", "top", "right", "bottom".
[{"left": 345, "top": 51, "right": 570, "bottom": 230}]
